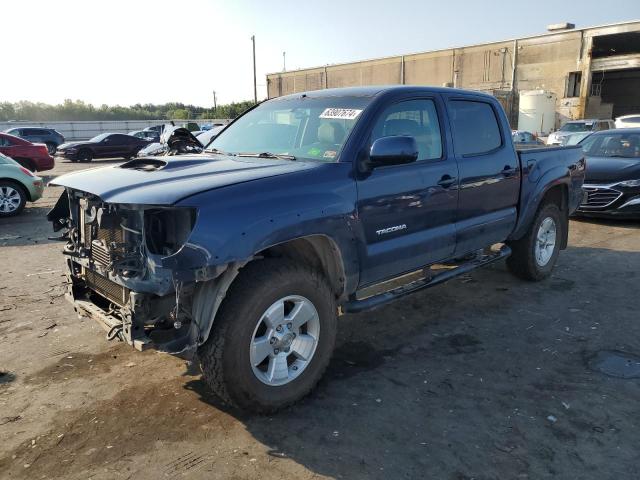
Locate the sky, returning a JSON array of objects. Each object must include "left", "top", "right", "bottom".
[{"left": 3, "top": 0, "right": 639, "bottom": 107}]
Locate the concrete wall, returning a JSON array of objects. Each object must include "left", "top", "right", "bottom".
[{"left": 0, "top": 119, "right": 230, "bottom": 141}]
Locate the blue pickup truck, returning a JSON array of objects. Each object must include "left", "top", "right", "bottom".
[{"left": 48, "top": 86, "right": 585, "bottom": 412}]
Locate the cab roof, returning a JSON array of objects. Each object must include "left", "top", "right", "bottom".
[{"left": 275, "top": 85, "right": 494, "bottom": 101}]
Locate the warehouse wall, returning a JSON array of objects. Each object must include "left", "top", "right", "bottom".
[{"left": 266, "top": 22, "right": 640, "bottom": 128}]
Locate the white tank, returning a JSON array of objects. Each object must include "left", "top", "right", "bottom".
[{"left": 518, "top": 90, "right": 557, "bottom": 136}]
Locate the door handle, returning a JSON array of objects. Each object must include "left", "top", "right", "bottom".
[
  {"left": 437, "top": 175, "right": 456, "bottom": 188},
  {"left": 502, "top": 165, "right": 517, "bottom": 177}
]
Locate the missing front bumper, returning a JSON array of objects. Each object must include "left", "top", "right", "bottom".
[{"left": 66, "top": 264, "right": 198, "bottom": 355}]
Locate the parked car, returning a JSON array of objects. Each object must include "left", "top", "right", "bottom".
[
  {"left": 0, "top": 132, "right": 55, "bottom": 172},
  {"left": 547, "top": 119, "right": 615, "bottom": 145},
  {"left": 574, "top": 128, "right": 640, "bottom": 218},
  {"left": 128, "top": 130, "right": 160, "bottom": 142},
  {"left": 615, "top": 114, "right": 640, "bottom": 129},
  {"left": 182, "top": 122, "right": 200, "bottom": 132},
  {"left": 144, "top": 125, "right": 166, "bottom": 134},
  {"left": 55, "top": 133, "right": 151, "bottom": 162},
  {"left": 48, "top": 86, "right": 585, "bottom": 413},
  {"left": 0, "top": 152, "right": 43, "bottom": 217},
  {"left": 562, "top": 131, "right": 593, "bottom": 146},
  {"left": 137, "top": 126, "right": 204, "bottom": 157},
  {"left": 3, "top": 127, "right": 65, "bottom": 154},
  {"left": 195, "top": 125, "right": 225, "bottom": 148},
  {"left": 201, "top": 123, "right": 226, "bottom": 131},
  {"left": 512, "top": 130, "right": 545, "bottom": 147}
]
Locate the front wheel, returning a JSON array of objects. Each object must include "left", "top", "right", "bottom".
[
  {"left": 198, "top": 259, "right": 337, "bottom": 413},
  {"left": 78, "top": 149, "right": 92, "bottom": 162},
  {"left": 507, "top": 202, "right": 563, "bottom": 281}
]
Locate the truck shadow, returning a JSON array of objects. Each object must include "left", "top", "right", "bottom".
[
  {"left": 184, "top": 244, "right": 640, "bottom": 480},
  {"left": 0, "top": 206, "right": 62, "bottom": 247}
]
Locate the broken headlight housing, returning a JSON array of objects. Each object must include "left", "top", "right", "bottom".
[{"left": 144, "top": 207, "right": 197, "bottom": 257}]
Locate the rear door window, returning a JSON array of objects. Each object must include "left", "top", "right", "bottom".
[{"left": 449, "top": 100, "right": 502, "bottom": 156}]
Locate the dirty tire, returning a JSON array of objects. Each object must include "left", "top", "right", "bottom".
[
  {"left": 78, "top": 149, "right": 92, "bottom": 162},
  {"left": 198, "top": 259, "right": 337, "bottom": 413},
  {"left": 507, "top": 202, "right": 563, "bottom": 281},
  {"left": 0, "top": 180, "right": 27, "bottom": 217}
]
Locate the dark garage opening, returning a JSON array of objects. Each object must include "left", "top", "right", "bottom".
[
  {"left": 592, "top": 68, "right": 640, "bottom": 118},
  {"left": 592, "top": 32, "right": 640, "bottom": 58}
]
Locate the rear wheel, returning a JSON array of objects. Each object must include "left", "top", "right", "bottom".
[
  {"left": 78, "top": 149, "right": 93, "bottom": 162},
  {"left": 198, "top": 259, "right": 337, "bottom": 413},
  {"left": 507, "top": 203, "right": 563, "bottom": 281},
  {"left": 45, "top": 142, "right": 56, "bottom": 155},
  {"left": 0, "top": 181, "right": 27, "bottom": 217}
]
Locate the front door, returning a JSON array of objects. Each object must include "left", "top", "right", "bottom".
[{"left": 356, "top": 96, "right": 459, "bottom": 286}]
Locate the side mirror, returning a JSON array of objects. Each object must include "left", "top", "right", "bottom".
[{"left": 368, "top": 136, "right": 419, "bottom": 168}]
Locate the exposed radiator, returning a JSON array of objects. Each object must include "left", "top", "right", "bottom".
[{"left": 84, "top": 269, "right": 130, "bottom": 306}]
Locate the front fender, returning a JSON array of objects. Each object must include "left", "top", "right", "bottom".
[{"left": 167, "top": 163, "right": 361, "bottom": 293}]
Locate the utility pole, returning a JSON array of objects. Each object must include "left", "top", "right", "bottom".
[
  {"left": 212, "top": 90, "right": 217, "bottom": 116},
  {"left": 251, "top": 35, "right": 257, "bottom": 103},
  {"left": 283, "top": 51, "right": 286, "bottom": 71}
]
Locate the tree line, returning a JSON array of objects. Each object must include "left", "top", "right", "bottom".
[{"left": 0, "top": 99, "right": 258, "bottom": 122}]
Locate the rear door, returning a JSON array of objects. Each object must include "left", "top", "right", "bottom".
[
  {"left": 23, "top": 128, "right": 44, "bottom": 144},
  {"left": 445, "top": 95, "right": 520, "bottom": 255},
  {"left": 356, "top": 95, "right": 459, "bottom": 286},
  {"left": 94, "top": 135, "right": 119, "bottom": 158}
]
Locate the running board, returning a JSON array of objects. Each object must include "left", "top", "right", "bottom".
[{"left": 343, "top": 245, "right": 511, "bottom": 314}]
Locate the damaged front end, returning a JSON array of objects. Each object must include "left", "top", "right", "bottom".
[{"left": 47, "top": 189, "right": 230, "bottom": 355}]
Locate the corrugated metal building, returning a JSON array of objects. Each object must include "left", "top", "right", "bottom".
[{"left": 266, "top": 20, "right": 640, "bottom": 128}]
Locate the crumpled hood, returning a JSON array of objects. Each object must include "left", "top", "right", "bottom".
[
  {"left": 50, "top": 155, "right": 317, "bottom": 204},
  {"left": 585, "top": 155, "right": 640, "bottom": 183}
]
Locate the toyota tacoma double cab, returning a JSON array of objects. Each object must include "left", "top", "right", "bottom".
[{"left": 48, "top": 86, "right": 585, "bottom": 412}]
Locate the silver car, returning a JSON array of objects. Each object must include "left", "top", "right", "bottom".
[{"left": 547, "top": 119, "right": 615, "bottom": 145}]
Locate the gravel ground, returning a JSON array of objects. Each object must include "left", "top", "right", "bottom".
[{"left": 1, "top": 158, "right": 639, "bottom": 480}]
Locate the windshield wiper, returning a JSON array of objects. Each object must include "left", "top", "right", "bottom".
[
  {"left": 205, "top": 148, "right": 234, "bottom": 156},
  {"left": 237, "top": 152, "right": 297, "bottom": 161}
]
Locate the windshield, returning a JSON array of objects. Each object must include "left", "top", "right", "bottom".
[
  {"left": 90, "top": 133, "right": 110, "bottom": 142},
  {"left": 579, "top": 132, "right": 640, "bottom": 158},
  {"left": 207, "top": 96, "right": 373, "bottom": 161},
  {"left": 559, "top": 122, "right": 591, "bottom": 133}
]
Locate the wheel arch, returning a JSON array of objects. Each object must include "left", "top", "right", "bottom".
[
  {"left": 0, "top": 177, "right": 30, "bottom": 201},
  {"left": 509, "top": 176, "right": 570, "bottom": 247},
  {"left": 191, "top": 234, "right": 348, "bottom": 349},
  {"left": 256, "top": 234, "right": 347, "bottom": 300},
  {"left": 540, "top": 183, "right": 569, "bottom": 249}
]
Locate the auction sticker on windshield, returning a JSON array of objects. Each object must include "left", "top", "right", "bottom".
[{"left": 320, "top": 108, "right": 363, "bottom": 120}]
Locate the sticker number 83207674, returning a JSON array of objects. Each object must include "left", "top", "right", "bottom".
[{"left": 319, "top": 108, "right": 363, "bottom": 120}]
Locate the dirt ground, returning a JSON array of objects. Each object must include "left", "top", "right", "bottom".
[{"left": 1, "top": 159, "right": 639, "bottom": 480}]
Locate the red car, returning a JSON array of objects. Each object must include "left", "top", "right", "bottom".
[{"left": 0, "top": 132, "right": 55, "bottom": 172}]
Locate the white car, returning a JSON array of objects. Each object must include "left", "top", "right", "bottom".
[
  {"left": 615, "top": 114, "right": 640, "bottom": 129},
  {"left": 546, "top": 119, "right": 615, "bottom": 145}
]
